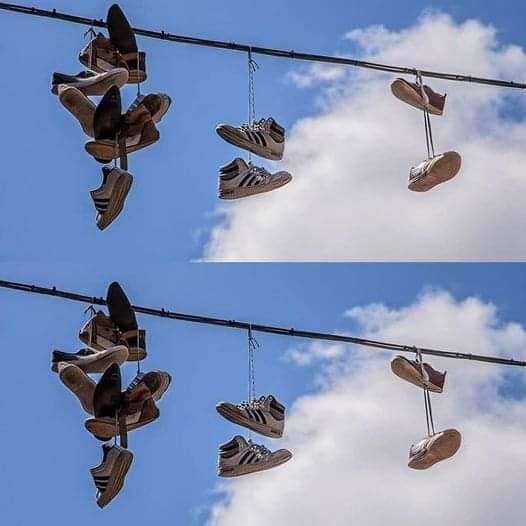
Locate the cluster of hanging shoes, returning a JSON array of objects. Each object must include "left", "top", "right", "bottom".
[
  {"left": 391, "top": 74, "right": 462, "bottom": 192},
  {"left": 51, "top": 281, "right": 171, "bottom": 508},
  {"left": 391, "top": 351, "right": 462, "bottom": 469},
  {"left": 51, "top": 4, "right": 171, "bottom": 230}
]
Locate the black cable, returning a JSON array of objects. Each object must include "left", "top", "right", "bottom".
[
  {"left": 0, "top": 279, "right": 524, "bottom": 368},
  {"left": 0, "top": 2, "right": 525, "bottom": 90}
]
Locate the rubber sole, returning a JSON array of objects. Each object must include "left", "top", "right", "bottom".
[
  {"left": 216, "top": 125, "right": 283, "bottom": 161},
  {"left": 52, "top": 69, "right": 129, "bottom": 97},
  {"left": 85, "top": 408, "right": 159, "bottom": 440},
  {"left": 219, "top": 450, "right": 292, "bottom": 477},
  {"left": 391, "top": 79, "right": 444, "bottom": 116},
  {"left": 51, "top": 346, "right": 129, "bottom": 374},
  {"left": 408, "top": 429, "right": 462, "bottom": 470},
  {"left": 96, "top": 449, "right": 133, "bottom": 508},
  {"left": 390, "top": 356, "right": 443, "bottom": 393},
  {"left": 58, "top": 86, "right": 96, "bottom": 137},
  {"left": 58, "top": 362, "right": 96, "bottom": 414},
  {"left": 219, "top": 174, "right": 292, "bottom": 200},
  {"left": 95, "top": 173, "right": 133, "bottom": 231},
  {"left": 408, "top": 151, "right": 462, "bottom": 192},
  {"left": 216, "top": 404, "right": 283, "bottom": 438},
  {"left": 85, "top": 133, "right": 159, "bottom": 163}
]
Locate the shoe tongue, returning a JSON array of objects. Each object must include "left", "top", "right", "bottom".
[
  {"left": 101, "top": 166, "right": 112, "bottom": 184},
  {"left": 77, "top": 348, "right": 95, "bottom": 356},
  {"left": 77, "top": 70, "right": 95, "bottom": 79}
]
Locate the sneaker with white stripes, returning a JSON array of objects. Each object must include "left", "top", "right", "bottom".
[
  {"left": 218, "top": 436, "right": 292, "bottom": 477},
  {"left": 90, "top": 444, "right": 133, "bottom": 508},
  {"left": 218, "top": 158, "right": 291, "bottom": 200},
  {"left": 216, "top": 118, "right": 285, "bottom": 160},
  {"left": 408, "top": 151, "right": 462, "bottom": 192},
  {"left": 216, "top": 395, "right": 285, "bottom": 438},
  {"left": 90, "top": 167, "right": 133, "bottom": 231}
]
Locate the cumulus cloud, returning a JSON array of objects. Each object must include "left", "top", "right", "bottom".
[
  {"left": 207, "top": 290, "right": 526, "bottom": 525},
  {"left": 204, "top": 13, "right": 526, "bottom": 260}
]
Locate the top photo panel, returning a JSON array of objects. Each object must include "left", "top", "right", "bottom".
[{"left": 3, "top": 0, "right": 526, "bottom": 262}]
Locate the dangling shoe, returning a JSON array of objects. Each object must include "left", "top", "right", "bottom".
[
  {"left": 126, "top": 93, "right": 172, "bottom": 124},
  {"left": 217, "top": 436, "right": 292, "bottom": 477},
  {"left": 218, "top": 158, "right": 292, "bottom": 200},
  {"left": 85, "top": 119, "right": 159, "bottom": 164},
  {"left": 93, "top": 85, "right": 122, "bottom": 141},
  {"left": 408, "top": 429, "right": 462, "bottom": 470},
  {"left": 57, "top": 362, "right": 96, "bottom": 415},
  {"left": 127, "top": 370, "right": 172, "bottom": 402},
  {"left": 51, "top": 69, "right": 128, "bottom": 97},
  {"left": 390, "top": 355, "right": 446, "bottom": 393},
  {"left": 90, "top": 166, "right": 133, "bottom": 231},
  {"left": 216, "top": 118, "right": 285, "bottom": 160},
  {"left": 57, "top": 85, "right": 96, "bottom": 137},
  {"left": 93, "top": 363, "right": 122, "bottom": 418},
  {"left": 216, "top": 395, "right": 285, "bottom": 438},
  {"left": 106, "top": 281, "right": 147, "bottom": 361},
  {"left": 79, "top": 33, "right": 146, "bottom": 84},
  {"left": 90, "top": 444, "right": 133, "bottom": 508},
  {"left": 391, "top": 78, "right": 446, "bottom": 116},
  {"left": 85, "top": 398, "right": 159, "bottom": 440},
  {"left": 51, "top": 346, "right": 128, "bottom": 374},
  {"left": 408, "top": 151, "right": 462, "bottom": 192}
]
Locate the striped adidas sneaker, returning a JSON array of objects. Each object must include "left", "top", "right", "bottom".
[
  {"left": 90, "top": 444, "right": 133, "bottom": 508},
  {"left": 216, "top": 395, "right": 285, "bottom": 438},
  {"left": 216, "top": 118, "right": 285, "bottom": 160},
  {"left": 218, "top": 158, "right": 291, "bottom": 200},
  {"left": 218, "top": 436, "right": 292, "bottom": 477},
  {"left": 90, "top": 167, "right": 133, "bottom": 230}
]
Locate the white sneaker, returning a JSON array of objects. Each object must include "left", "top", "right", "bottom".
[
  {"left": 216, "top": 395, "right": 285, "bottom": 438},
  {"left": 216, "top": 118, "right": 285, "bottom": 160},
  {"left": 218, "top": 158, "right": 291, "bottom": 199},
  {"left": 90, "top": 167, "right": 133, "bottom": 230},
  {"left": 217, "top": 436, "right": 292, "bottom": 477},
  {"left": 408, "top": 429, "right": 462, "bottom": 470},
  {"left": 408, "top": 151, "right": 462, "bottom": 192}
]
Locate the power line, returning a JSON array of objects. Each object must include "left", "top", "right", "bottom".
[
  {"left": 0, "top": 278, "right": 524, "bottom": 368},
  {"left": 0, "top": 2, "right": 525, "bottom": 90}
]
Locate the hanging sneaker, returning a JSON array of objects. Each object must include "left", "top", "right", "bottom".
[
  {"left": 90, "top": 444, "right": 133, "bottom": 508},
  {"left": 93, "top": 85, "right": 122, "bottom": 141},
  {"left": 79, "top": 33, "right": 146, "bottom": 84},
  {"left": 408, "top": 151, "right": 462, "bottom": 192},
  {"left": 126, "top": 93, "right": 172, "bottom": 124},
  {"left": 218, "top": 158, "right": 292, "bottom": 200},
  {"left": 85, "top": 119, "right": 159, "bottom": 163},
  {"left": 391, "top": 78, "right": 446, "bottom": 116},
  {"left": 216, "top": 395, "right": 285, "bottom": 438},
  {"left": 79, "top": 310, "right": 146, "bottom": 362},
  {"left": 408, "top": 429, "right": 462, "bottom": 470},
  {"left": 93, "top": 363, "right": 122, "bottom": 418},
  {"left": 390, "top": 355, "right": 446, "bottom": 393},
  {"left": 57, "top": 85, "right": 96, "bottom": 137},
  {"left": 51, "top": 69, "right": 129, "bottom": 97},
  {"left": 57, "top": 362, "right": 96, "bottom": 415},
  {"left": 90, "top": 166, "right": 133, "bottom": 231},
  {"left": 85, "top": 398, "right": 159, "bottom": 441},
  {"left": 216, "top": 118, "right": 285, "bottom": 160},
  {"left": 51, "top": 345, "right": 128, "bottom": 374},
  {"left": 217, "top": 436, "right": 292, "bottom": 477},
  {"left": 126, "top": 370, "right": 172, "bottom": 402}
]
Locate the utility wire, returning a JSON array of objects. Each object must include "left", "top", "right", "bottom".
[
  {"left": 0, "top": 2, "right": 525, "bottom": 90},
  {"left": 1, "top": 279, "right": 525, "bottom": 368}
]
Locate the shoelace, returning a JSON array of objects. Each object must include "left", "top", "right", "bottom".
[
  {"left": 241, "top": 118, "right": 268, "bottom": 133},
  {"left": 248, "top": 441, "right": 271, "bottom": 459},
  {"left": 239, "top": 395, "right": 267, "bottom": 410},
  {"left": 248, "top": 165, "right": 272, "bottom": 184}
]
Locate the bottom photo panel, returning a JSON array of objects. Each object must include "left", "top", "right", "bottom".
[{"left": 1, "top": 263, "right": 525, "bottom": 525}]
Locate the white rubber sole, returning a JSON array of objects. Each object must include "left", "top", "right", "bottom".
[
  {"left": 219, "top": 450, "right": 292, "bottom": 477},
  {"left": 219, "top": 174, "right": 292, "bottom": 200}
]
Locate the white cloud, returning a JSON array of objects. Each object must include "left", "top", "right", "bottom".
[
  {"left": 204, "top": 13, "right": 526, "bottom": 260},
  {"left": 207, "top": 290, "right": 526, "bottom": 525}
]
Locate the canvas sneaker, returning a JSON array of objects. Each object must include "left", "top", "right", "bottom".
[
  {"left": 391, "top": 355, "right": 446, "bottom": 393},
  {"left": 57, "top": 362, "right": 96, "bottom": 415},
  {"left": 216, "top": 395, "right": 285, "bottom": 438},
  {"left": 408, "top": 151, "right": 462, "bottom": 192},
  {"left": 51, "top": 68, "right": 128, "bottom": 97},
  {"left": 408, "top": 429, "right": 462, "bottom": 470},
  {"left": 51, "top": 345, "right": 129, "bottom": 374},
  {"left": 218, "top": 158, "right": 291, "bottom": 199},
  {"left": 90, "top": 166, "right": 133, "bottom": 231},
  {"left": 127, "top": 370, "right": 172, "bottom": 403},
  {"left": 127, "top": 93, "right": 172, "bottom": 124},
  {"left": 391, "top": 78, "right": 446, "bottom": 116},
  {"left": 218, "top": 435, "right": 292, "bottom": 477},
  {"left": 57, "top": 85, "right": 96, "bottom": 137},
  {"left": 216, "top": 118, "right": 285, "bottom": 160},
  {"left": 90, "top": 444, "right": 133, "bottom": 508}
]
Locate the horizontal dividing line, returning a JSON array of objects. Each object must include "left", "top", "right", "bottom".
[
  {"left": 0, "top": 279, "right": 524, "bottom": 368},
  {"left": 0, "top": 2, "right": 525, "bottom": 89}
]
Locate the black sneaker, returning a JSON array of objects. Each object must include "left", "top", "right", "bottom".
[
  {"left": 51, "top": 346, "right": 128, "bottom": 374},
  {"left": 93, "top": 85, "right": 122, "bottom": 141},
  {"left": 51, "top": 69, "right": 128, "bottom": 97},
  {"left": 93, "top": 363, "right": 122, "bottom": 418}
]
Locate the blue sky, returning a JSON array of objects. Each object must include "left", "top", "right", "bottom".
[
  {"left": 1, "top": 262, "right": 526, "bottom": 524},
  {"left": 2, "top": 0, "right": 526, "bottom": 261}
]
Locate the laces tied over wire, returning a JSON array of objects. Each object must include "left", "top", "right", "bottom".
[
  {"left": 415, "top": 71, "right": 436, "bottom": 160},
  {"left": 247, "top": 48, "right": 259, "bottom": 163},
  {"left": 84, "top": 26, "right": 97, "bottom": 71},
  {"left": 248, "top": 325, "right": 259, "bottom": 405},
  {"left": 415, "top": 348, "right": 435, "bottom": 437}
]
